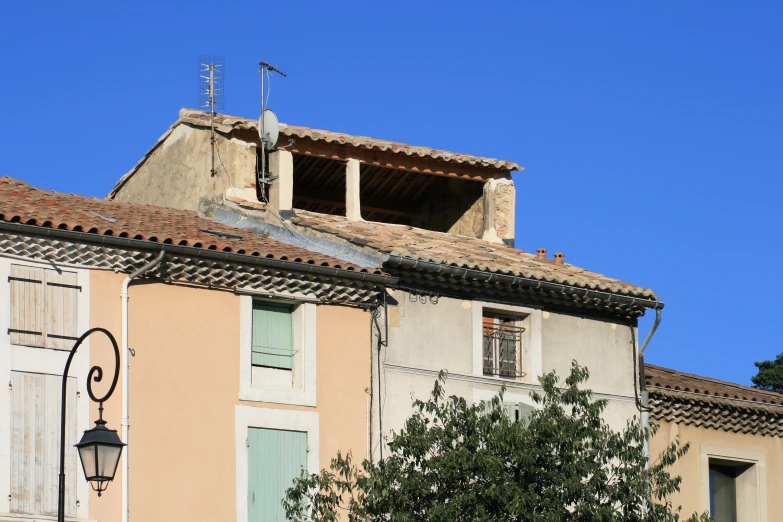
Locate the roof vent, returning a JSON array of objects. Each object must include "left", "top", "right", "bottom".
[
  {"left": 536, "top": 248, "right": 547, "bottom": 260},
  {"left": 554, "top": 252, "right": 565, "bottom": 264}
]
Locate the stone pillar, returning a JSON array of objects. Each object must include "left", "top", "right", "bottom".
[
  {"left": 268, "top": 150, "right": 293, "bottom": 212},
  {"left": 481, "top": 177, "right": 515, "bottom": 246},
  {"left": 345, "top": 158, "right": 362, "bottom": 221}
]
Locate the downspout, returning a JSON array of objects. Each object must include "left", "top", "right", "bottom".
[
  {"left": 120, "top": 250, "right": 165, "bottom": 522},
  {"left": 638, "top": 308, "right": 662, "bottom": 467}
]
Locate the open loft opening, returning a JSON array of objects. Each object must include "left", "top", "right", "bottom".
[{"left": 287, "top": 153, "right": 485, "bottom": 232}]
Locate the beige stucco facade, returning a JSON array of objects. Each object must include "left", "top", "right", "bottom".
[
  {"left": 651, "top": 420, "right": 782, "bottom": 521},
  {"left": 88, "top": 270, "right": 370, "bottom": 522}
]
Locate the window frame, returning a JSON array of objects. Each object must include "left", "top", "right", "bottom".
[
  {"left": 0, "top": 256, "right": 92, "bottom": 519},
  {"left": 700, "top": 445, "right": 767, "bottom": 522},
  {"left": 238, "top": 294, "right": 317, "bottom": 407},
  {"left": 472, "top": 301, "right": 540, "bottom": 383},
  {"left": 482, "top": 313, "right": 525, "bottom": 378},
  {"left": 234, "top": 405, "right": 319, "bottom": 522},
  {"left": 8, "top": 264, "right": 80, "bottom": 350}
]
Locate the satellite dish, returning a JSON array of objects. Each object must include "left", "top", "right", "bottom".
[{"left": 258, "top": 109, "right": 279, "bottom": 149}]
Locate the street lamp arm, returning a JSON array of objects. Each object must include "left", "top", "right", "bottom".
[{"left": 58, "top": 327, "right": 121, "bottom": 522}]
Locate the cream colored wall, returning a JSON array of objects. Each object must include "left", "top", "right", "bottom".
[
  {"left": 89, "top": 270, "right": 369, "bottom": 522},
  {"left": 650, "top": 420, "right": 783, "bottom": 520},
  {"left": 113, "top": 124, "right": 256, "bottom": 211}
]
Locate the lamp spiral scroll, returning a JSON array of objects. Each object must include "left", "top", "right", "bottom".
[{"left": 58, "top": 327, "right": 125, "bottom": 522}]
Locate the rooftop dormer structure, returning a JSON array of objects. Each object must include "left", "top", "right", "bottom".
[{"left": 109, "top": 109, "right": 521, "bottom": 246}]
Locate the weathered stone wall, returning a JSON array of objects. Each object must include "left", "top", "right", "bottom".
[{"left": 113, "top": 124, "right": 257, "bottom": 211}]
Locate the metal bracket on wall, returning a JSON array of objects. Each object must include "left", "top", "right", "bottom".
[{"left": 403, "top": 288, "right": 440, "bottom": 305}]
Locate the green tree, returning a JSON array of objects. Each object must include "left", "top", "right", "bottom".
[
  {"left": 751, "top": 352, "right": 783, "bottom": 394},
  {"left": 284, "top": 362, "right": 709, "bottom": 522}
]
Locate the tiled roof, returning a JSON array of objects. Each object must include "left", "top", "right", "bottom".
[
  {"left": 645, "top": 364, "right": 783, "bottom": 438},
  {"left": 177, "top": 109, "right": 522, "bottom": 172},
  {"left": 289, "top": 210, "right": 658, "bottom": 299},
  {"left": 645, "top": 364, "right": 783, "bottom": 405},
  {"left": 0, "top": 177, "right": 378, "bottom": 274},
  {"left": 108, "top": 109, "right": 521, "bottom": 199}
]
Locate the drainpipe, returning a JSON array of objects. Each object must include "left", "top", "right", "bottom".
[
  {"left": 120, "top": 250, "right": 165, "bottom": 522},
  {"left": 638, "top": 308, "right": 662, "bottom": 467}
]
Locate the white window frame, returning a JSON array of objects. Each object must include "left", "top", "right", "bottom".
[
  {"left": 234, "top": 405, "right": 319, "bottom": 522},
  {"left": 700, "top": 445, "right": 767, "bottom": 522},
  {"left": 238, "top": 294, "right": 316, "bottom": 406},
  {"left": 0, "top": 256, "right": 92, "bottom": 520},
  {"left": 471, "top": 301, "right": 542, "bottom": 383}
]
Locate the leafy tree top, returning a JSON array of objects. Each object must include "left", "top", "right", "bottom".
[
  {"left": 751, "top": 353, "right": 783, "bottom": 394},
  {"left": 285, "top": 362, "right": 709, "bottom": 522}
]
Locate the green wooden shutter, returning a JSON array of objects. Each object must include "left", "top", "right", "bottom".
[
  {"left": 251, "top": 302, "right": 294, "bottom": 369},
  {"left": 248, "top": 428, "right": 307, "bottom": 522}
]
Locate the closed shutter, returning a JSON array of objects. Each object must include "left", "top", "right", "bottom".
[
  {"left": 503, "top": 402, "right": 535, "bottom": 425},
  {"left": 45, "top": 270, "right": 79, "bottom": 349},
  {"left": 10, "top": 372, "right": 77, "bottom": 517},
  {"left": 248, "top": 428, "right": 307, "bottom": 522},
  {"left": 9, "top": 265, "right": 45, "bottom": 347},
  {"left": 251, "top": 302, "right": 294, "bottom": 370}
]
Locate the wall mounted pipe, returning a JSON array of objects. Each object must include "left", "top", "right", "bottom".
[{"left": 120, "top": 249, "right": 165, "bottom": 522}]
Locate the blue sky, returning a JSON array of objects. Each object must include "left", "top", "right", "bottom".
[{"left": 1, "top": 2, "right": 781, "bottom": 385}]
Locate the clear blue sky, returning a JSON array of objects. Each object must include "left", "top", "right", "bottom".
[{"left": 2, "top": 2, "right": 781, "bottom": 385}]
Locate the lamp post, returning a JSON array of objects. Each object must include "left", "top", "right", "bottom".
[{"left": 58, "top": 328, "right": 125, "bottom": 522}]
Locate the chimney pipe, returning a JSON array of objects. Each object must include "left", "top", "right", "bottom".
[
  {"left": 536, "top": 248, "right": 547, "bottom": 260},
  {"left": 554, "top": 252, "right": 565, "bottom": 264}
]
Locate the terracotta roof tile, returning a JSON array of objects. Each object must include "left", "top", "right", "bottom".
[
  {"left": 646, "top": 364, "right": 783, "bottom": 437},
  {"left": 0, "top": 177, "right": 377, "bottom": 274},
  {"left": 289, "top": 210, "right": 658, "bottom": 299},
  {"left": 178, "top": 109, "right": 521, "bottom": 171},
  {"left": 645, "top": 364, "right": 783, "bottom": 405}
]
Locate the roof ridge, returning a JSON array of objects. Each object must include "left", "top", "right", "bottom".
[
  {"left": 645, "top": 363, "right": 783, "bottom": 402},
  {"left": 177, "top": 108, "right": 522, "bottom": 171}
]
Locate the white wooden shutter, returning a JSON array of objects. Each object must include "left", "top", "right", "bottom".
[
  {"left": 10, "top": 372, "right": 77, "bottom": 517},
  {"left": 9, "top": 265, "right": 46, "bottom": 347},
  {"left": 44, "top": 269, "right": 79, "bottom": 350}
]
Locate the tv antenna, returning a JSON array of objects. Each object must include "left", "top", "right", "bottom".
[
  {"left": 199, "top": 56, "right": 225, "bottom": 177},
  {"left": 258, "top": 61, "right": 287, "bottom": 199}
]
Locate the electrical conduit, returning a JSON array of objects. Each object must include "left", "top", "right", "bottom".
[{"left": 120, "top": 250, "right": 165, "bottom": 522}]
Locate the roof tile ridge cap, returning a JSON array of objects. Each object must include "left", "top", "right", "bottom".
[{"left": 652, "top": 367, "right": 781, "bottom": 401}]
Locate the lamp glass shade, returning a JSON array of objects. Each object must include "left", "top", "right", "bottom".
[
  {"left": 97, "top": 445, "right": 122, "bottom": 478},
  {"left": 75, "top": 424, "right": 124, "bottom": 486},
  {"left": 78, "top": 445, "right": 97, "bottom": 480}
]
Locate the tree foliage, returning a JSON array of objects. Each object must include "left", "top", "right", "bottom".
[
  {"left": 285, "top": 362, "right": 709, "bottom": 522},
  {"left": 751, "top": 352, "right": 783, "bottom": 394}
]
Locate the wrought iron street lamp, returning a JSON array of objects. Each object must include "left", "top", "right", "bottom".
[{"left": 58, "top": 328, "right": 125, "bottom": 522}]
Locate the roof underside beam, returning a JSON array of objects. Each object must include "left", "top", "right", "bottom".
[{"left": 285, "top": 135, "right": 509, "bottom": 182}]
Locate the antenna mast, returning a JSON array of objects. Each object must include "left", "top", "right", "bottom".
[
  {"left": 199, "top": 56, "right": 225, "bottom": 177},
  {"left": 258, "top": 61, "right": 287, "bottom": 197}
]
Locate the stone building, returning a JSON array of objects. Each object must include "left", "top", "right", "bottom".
[
  {"left": 110, "top": 108, "right": 664, "bottom": 459},
  {"left": 646, "top": 364, "right": 783, "bottom": 522}
]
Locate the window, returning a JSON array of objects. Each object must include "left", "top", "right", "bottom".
[
  {"left": 9, "top": 264, "right": 79, "bottom": 349},
  {"left": 239, "top": 295, "right": 316, "bottom": 406},
  {"left": 483, "top": 314, "right": 524, "bottom": 378},
  {"left": 503, "top": 402, "right": 535, "bottom": 424},
  {"left": 708, "top": 458, "right": 758, "bottom": 522},
  {"left": 252, "top": 302, "right": 295, "bottom": 370},
  {"left": 10, "top": 372, "right": 77, "bottom": 517},
  {"left": 247, "top": 427, "right": 307, "bottom": 522}
]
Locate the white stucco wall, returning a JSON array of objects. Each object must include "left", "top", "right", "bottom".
[{"left": 372, "top": 290, "right": 641, "bottom": 458}]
